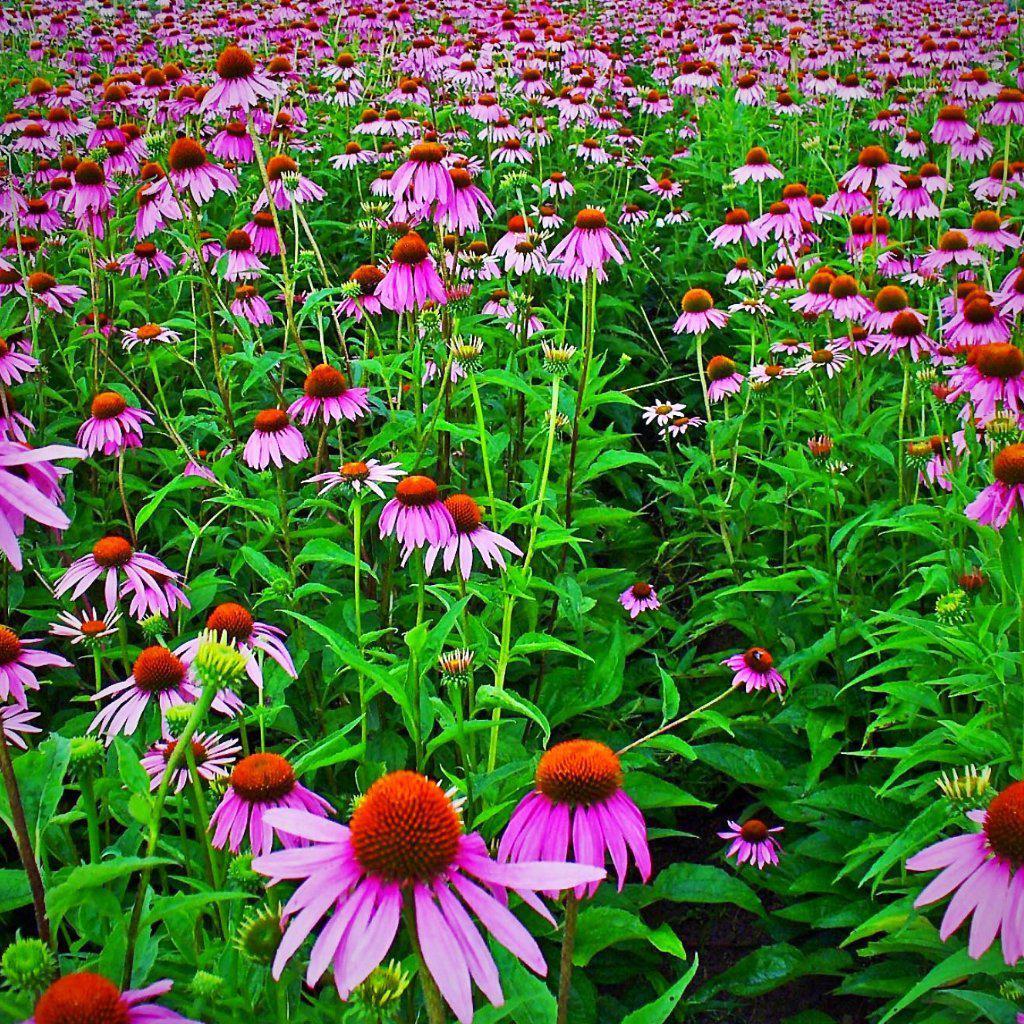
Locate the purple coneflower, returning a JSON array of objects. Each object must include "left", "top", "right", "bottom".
[
  {"left": 619, "top": 581, "right": 660, "bottom": 618},
  {"left": 723, "top": 646, "right": 787, "bottom": 694},
  {"left": 376, "top": 232, "right": 447, "bottom": 313},
  {"left": 673, "top": 288, "right": 729, "bottom": 335},
  {"left": 201, "top": 45, "right": 280, "bottom": 115},
  {"left": 243, "top": 409, "right": 308, "bottom": 470},
  {"left": 548, "top": 208, "right": 629, "bottom": 283},
  {"left": 379, "top": 474, "right": 455, "bottom": 550},
  {"left": 167, "top": 137, "right": 237, "bottom": 207},
  {"left": 423, "top": 494, "right": 521, "bottom": 579},
  {"left": 839, "top": 145, "right": 906, "bottom": 193},
  {"left": 20, "top": 973, "right": 198, "bottom": 1024},
  {"left": 0, "top": 625, "right": 69, "bottom": 706},
  {"left": 719, "top": 818, "right": 784, "bottom": 869},
  {"left": 731, "top": 146, "right": 782, "bottom": 184},
  {"left": 210, "top": 751, "right": 332, "bottom": 856},
  {"left": 288, "top": 364, "right": 370, "bottom": 426},
  {"left": 307, "top": 459, "right": 405, "bottom": 499},
  {"left": 141, "top": 731, "right": 240, "bottom": 793},
  {"left": 966, "top": 444, "right": 1024, "bottom": 529},
  {"left": 706, "top": 355, "right": 744, "bottom": 403},
  {"left": 76, "top": 391, "right": 152, "bottom": 457},
  {"left": 253, "top": 770, "right": 605, "bottom": 1023}
]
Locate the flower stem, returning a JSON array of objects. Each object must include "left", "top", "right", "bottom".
[
  {"left": 556, "top": 893, "right": 580, "bottom": 1024},
  {"left": 353, "top": 496, "right": 367, "bottom": 746},
  {"left": 616, "top": 686, "right": 735, "bottom": 757},
  {"left": 0, "top": 727, "right": 50, "bottom": 944},
  {"left": 468, "top": 371, "right": 498, "bottom": 526},
  {"left": 79, "top": 767, "right": 102, "bottom": 864}
]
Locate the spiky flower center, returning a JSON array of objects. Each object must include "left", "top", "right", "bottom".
[
  {"left": 631, "top": 582, "right": 653, "bottom": 598},
  {"left": 349, "top": 770, "right": 462, "bottom": 882},
  {"left": 724, "top": 208, "right": 750, "bottom": 226},
  {"left": 574, "top": 208, "right": 607, "bottom": 230},
  {"left": 168, "top": 138, "right": 207, "bottom": 172},
  {"left": 875, "top": 286, "right": 908, "bottom": 313},
  {"left": 254, "top": 408, "right": 290, "bottom": 433},
  {"left": 92, "top": 535, "right": 133, "bottom": 567},
  {"left": 304, "top": 364, "right": 348, "bottom": 399},
  {"left": 216, "top": 45, "right": 256, "bottom": 80},
  {"left": 391, "top": 233, "right": 430, "bottom": 266},
  {"left": 984, "top": 782, "right": 1024, "bottom": 863},
  {"left": 74, "top": 160, "right": 105, "bottom": 186},
  {"left": 350, "top": 265, "right": 384, "bottom": 294},
  {"left": 0, "top": 625, "right": 21, "bottom": 665},
  {"left": 682, "top": 288, "right": 713, "bottom": 313},
  {"left": 395, "top": 475, "right": 439, "bottom": 507},
  {"left": 34, "top": 972, "right": 127, "bottom": 1024},
  {"left": 857, "top": 145, "right": 889, "bottom": 168},
  {"left": 742, "top": 646, "right": 774, "bottom": 672},
  {"left": 828, "top": 274, "right": 860, "bottom": 299},
  {"left": 974, "top": 343, "right": 1024, "bottom": 379},
  {"left": 341, "top": 461, "right": 369, "bottom": 481},
  {"left": 266, "top": 155, "right": 298, "bottom": 181},
  {"left": 132, "top": 646, "right": 186, "bottom": 693},
  {"left": 994, "top": 444, "right": 1024, "bottom": 486},
  {"left": 224, "top": 230, "right": 252, "bottom": 252},
  {"left": 739, "top": 819, "right": 770, "bottom": 843},
  {"left": 231, "top": 752, "right": 296, "bottom": 803},
  {"left": 939, "top": 230, "right": 969, "bottom": 253},
  {"left": 444, "top": 494, "right": 481, "bottom": 533},
  {"left": 206, "top": 602, "right": 255, "bottom": 642},
  {"left": 707, "top": 355, "right": 736, "bottom": 381},
  {"left": 745, "top": 146, "right": 769, "bottom": 165},
  {"left": 536, "top": 739, "right": 622, "bottom": 807}
]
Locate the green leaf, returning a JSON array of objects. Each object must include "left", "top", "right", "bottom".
[
  {"left": 476, "top": 685, "right": 551, "bottom": 745},
  {"left": 620, "top": 957, "right": 699, "bottom": 1024},
  {"left": 650, "top": 863, "right": 764, "bottom": 917},
  {"left": 573, "top": 907, "right": 686, "bottom": 966}
]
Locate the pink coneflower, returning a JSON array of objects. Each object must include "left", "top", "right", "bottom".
[
  {"left": 243, "top": 409, "right": 308, "bottom": 470},
  {"left": 965, "top": 210, "right": 1021, "bottom": 253},
  {"left": 709, "top": 208, "right": 762, "bottom": 247},
  {"left": 543, "top": 171, "right": 574, "bottom": 199},
  {"left": 201, "top": 45, "right": 280, "bottom": 115},
  {"left": 839, "top": 145, "right": 906, "bottom": 193},
  {"left": 232, "top": 284, "right": 274, "bottom": 326},
  {"left": 619, "top": 581, "right": 660, "bottom": 618},
  {"left": 798, "top": 346, "right": 850, "bottom": 378},
  {"left": 167, "top": 138, "right": 238, "bottom": 207},
  {"left": 663, "top": 413, "right": 706, "bottom": 438},
  {"left": 874, "top": 310, "right": 935, "bottom": 361},
  {"left": 0, "top": 336, "right": 38, "bottom": 385},
  {"left": 253, "top": 770, "right": 605, "bottom": 1023},
  {"left": 122, "top": 323, "right": 181, "bottom": 351},
  {"left": 243, "top": 211, "right": 281, "bottom": 257},
  {"left": 642, "top": 400, "right": 685, "bottom": 427},
  {"left": 0, "top": 441, "right": 82, "bottom": 571},
  {"left": 90, "top": 645, "right": 198, "bottom": 743},
  {"left": 423, "top": 494, "right": 521, "bottom": 579},
  {"left": 443, "top": 165, "right": 494, "bottom": 235},
  {"left": 19, "top": 973, "right": 198, "bottom": 1024},
  {"left": 288, "top": 364, "right": 370, "bottom": 426},
  {"left": 338, "top": 265, "right": 385, "bottom": 321},
  {"left": 949, "top": 344, "right": 1024, "bottom": 421},
  {"left": 254, "top": 155, "right": 326, "bottom": 212},
  {"left": 719, "top": 819, "right": 783, "bottom": 869},
  {"left": 987, "top": 88, "right": 1024, "bottom": 126},
  {"left": 209, "top": 121, "right": 256, "bottom": 164},
  {"left": 673, "top": 288, "right": 729, "bottom": 335},
  {"left": 823, "top": 274, "right": 874, "bottom": 323},
  {"left": 931, "top": 104, "right": 975, "bottom": 145},
  {"left": 500, "top": 739, "right": 650, "bottom": 895},
  {"left": 119, "top": 242, "right": 175, "bottom": 280},
  {"left": 791, "top": 270, "right": 836, "bottom": 315},
  {"left": 26, "top": 272, "right": 85, "bottom": 315},
  {"left": 177, "top": 602, "right": 297, "bottom": 692},
  {"left": 753, "top": 200, "right": 802, "bottom": 243},
  {"left": 63, "top": 159, "right": 115, "bottom": 237},
  {"left": 731, "top": 146, "right": 782, "bottom": 184},
  {"left": 0, "top": 704, "right": 41, "bottom": 749},
  {"left": 76, "top": 391, "right": 153, "bottom": 457},
  {"left": 307, "top": 458, "right": 405, "bottom": 499},
  {"left": 945, "top": 297, "right": 1013, "bottom": 349},
  {"left": 141, "top": 731, "right": 240, "bottom": 793},
  {"left": 706, "top": 355, "right": 745, "bottom": 402},
  {"left": 379, "top": 474, "right": 455, "bottom": 550},
  {"left": 0, "top": 625, "right": 69, "bottom": 706},
  {"left": 376, "top": 232, "right": 447, "bottom": 313},
  {"left": 211, "top": 752, "right": 332, "bottom": 856},
  {"left": 919, "top": 231, "right": 986, "bottom": 274},
  {"left": 723, "top": 646, "right": 787, "bottom": 694},
  {"left": 220, "top": 230, "right": 266, "bottom": 281},
  {"left": 55, "top": 535, "right": 180, "bottom": 615},
  {"left": 907, "top": 779, "right": 1024, "bottom": 962},
  {"left": 865, "top": 286, "right": 920, "bottom": 332},
  {"left": 389, "top": 142, "right": 453, "bottom": 217},
  {"left": 548, "top": 208, "right": 629, "bottom": 283}
]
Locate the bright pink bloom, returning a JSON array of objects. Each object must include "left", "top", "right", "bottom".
[
  {"left": 20, "top": 974, "right": 198, "bottom": 1024},
  {"left": 723, "top": 646, "right": 787, "bottom": 694},
  {"left": 243, "top": 409, "right": 309, "bottom": 470},
  {"left": 379, "top": 474, "right": 455, "bottom": 550},
  {"left": 719, "top": 819, "right": 784, "bottom": 869}
]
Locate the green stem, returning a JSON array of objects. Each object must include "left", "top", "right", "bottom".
[
  {"left": 556, "top": 894, "right": 580, "bottom": 1024},
  {"left": 468, "top": 371, "right": 498, "bottom": 526},
  {"left": 80, "top": 769, "right": 102, "bottom": 864}
]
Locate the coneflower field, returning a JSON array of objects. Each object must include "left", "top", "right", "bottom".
[{"left": 2, "top": 0, "right": 1024, "bottom": 1022}]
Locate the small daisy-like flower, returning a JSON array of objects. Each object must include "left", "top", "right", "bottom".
[
  {"left": 722, "top": 646, "right": 787, "bottom": 694},
  {"left": 797, "top": 346, "right": 850, "bottom": 378},
  {"left": 49, "top": 606, "right": 119, "bottom": 646},
  {"left": 641, "top": 400, "right": 684, "bottom": 427},
  {"left": 141, "top": 731, "right": 241, "bottom": 793},
  {"left": 619, "top": 581, "right": 660, "bottom": 618},
  {"left": 210, "top": 751, "right": 333, "bottom": 857},
  {"left": 121, "top": 323, "right": 181, "bottom": 351},
  {"left": 307, "top": 459, "right": 405, "bottom": 499},
  {"left": 288, "top": 364, "right": 370, "bottom": 426},
  {"left": 718, "top": 818, "right": 784, "bottom": 869},
  {"left": 673, "top": 289, "right": 729, "bottom": 335}
]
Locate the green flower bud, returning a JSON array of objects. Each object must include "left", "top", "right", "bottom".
[
  {"left": 352, "top": 960, "right": 410, "bottom": 1016},
  {"left": 235, "top": 906, "right": 282, "bottom": 965},
  {"left": 139, "top": 614, "right": 170, "bottom": 640},
  {"left": 1, "top": 937, "right": 57, "bottom": 995},
  {"left": 935, "top": 588, "right": 969, "bottom": 626},
  {"left": 163, "top": 703, "right": 196, "bottom": 739},
  {"left": 192, "top": 632, "right": 248, "bottom": 692},
  {"left": 68, "top": 736, "right": 105, "bottom": 775},
  {"left": 227, "top": 853, "right": 264, "bottom": 894},
  {"left": 188, "top": 970, "right": 223, "bottom": 998}
]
